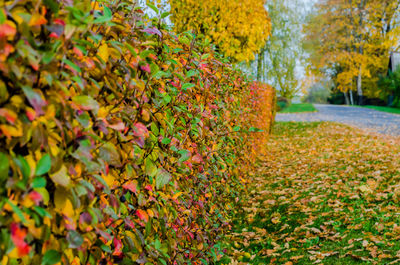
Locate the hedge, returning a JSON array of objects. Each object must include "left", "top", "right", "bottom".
[{"left": 0, "top": 0, "right": 275, "bottom": 264}]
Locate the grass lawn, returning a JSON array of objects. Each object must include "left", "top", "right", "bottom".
[
  {"left": 221, "top": 122, "right": 400, "bottom": 264},
  {"left": 279, "top": 103, "right": 317, "bottom": 113},
  {"left": 362, "top": 105, "right": 400, "bottom": 115}
]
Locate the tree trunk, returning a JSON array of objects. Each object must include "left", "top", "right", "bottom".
[
  {"left": 257, "top": 48, "right": 265, "bottom": 81},
  {"left": 344, "top": 91, "right": 350, "bottom": 105},
  {"left": 357, "top": 65, "right": 363, "bottom": 105},
  {"left": 349, "top": 90, "right": 354, "bottom": 105}
]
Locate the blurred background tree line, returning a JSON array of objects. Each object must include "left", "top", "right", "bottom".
[
  {"left": 303, "top": 0, "right": 400, "bottom": 107},
  {"left": 146, "top": 0, "right": 400, "bottom": 108}
]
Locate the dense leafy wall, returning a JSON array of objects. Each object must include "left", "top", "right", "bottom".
[{"left": 0, "top": 0, "right": 275, "bottom": 264}]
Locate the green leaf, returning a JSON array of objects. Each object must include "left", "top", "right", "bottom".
[
  {"left": 63, "top": 59, "right": 81, "bottom": 73},
  {"left": 0, "top": 9, "right": 6, "bottom": 24},
  {"left": 101, "top": 244, "right": 112, "bottom": 253},
  {"left": 42, "top": 250, "right": 61, "bottom": 265},
  {"left": 6, "top": 199, "right": 27, "bottom": 224},
  {"left": 201, "top": 53, "right": 210, "bottom": 60},
  {"left": 35, "top": 154, "right": 51, "bottom": 176},
  {"left": 152, "top": 71, "right": 168, "bottom": 79},
  {"left": 32, "top": 177, "right": 47, "bottom": 188},
  {"left": 147, "top": 2, "right": 159, "bottom": 14},
  {"left": 15, "top": 155, "right": 30, "bottom": 180},
  {"left": 43, "top": 0, "right": 60, "bottom": 14},
  {"left": 72, "top": 95, "right": 99, "bottom": 112},
  {"left": 151, "top": 122, "right": 159, "bottom": 136},
  {"left": 161, "top": 138, "right": 171, "bottom": 145},
  {"left": 178, "top": 150, "right": 191, "bottom": 162},
  {"left": 145, "top": 158, "right": 157, "bottom": 177},
  {"left": 93, "top": 6, "right": 112, "bottom": 24},
  {"left": 249, "top": 127, "right": 264, "bottom": 132},
  {"left": 0, "top": 152, "right": 9, "bottom": 180},
  {"left": 233, "top": 126, "right": 241, "bottom": 132},
  {"left": 161, "top": 12, "right": 170, "bottom": 19},
  {"left": 186, "top": 70, "right": 198, "bottom": 78},
  {"left": 67, "top": 230, "right": 83, "bottom": 248},
  {"left": 34, "top": 206, "right": 52, "bottom": 218},
  {"left": 156, "top": 168, "right": 171, "bottom": 189},
  {"left": 103, "top": 6, "right": 112, "bottom": 18},
  {"left": 182, "top": 83, "right": 195, "bottom": 90},
  {"left": 179, "top": 36, "right": 190, "bottom": 46}
]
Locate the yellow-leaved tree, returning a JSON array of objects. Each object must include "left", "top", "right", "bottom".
[
  {"left": 304, "top": 0, "right": 400, "bottom": 104},
  {"left": 170, "top": 0, "right": 271, "bottom": 62}
]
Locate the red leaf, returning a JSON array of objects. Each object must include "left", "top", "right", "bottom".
[
  {"left": 10, "top": 223, "right": 31, "bottom": 257},
  {"left": 140, "top": 64, "right": 151, "bottom": 73},
  {"left": 0, "top": 108, "right": 17, "bottom": 124},
  {"left": 133, "top": 123, "right": 149, "bottom": 137},
  {"left": 113, "top": 237, "right": 123, "bottom": 256},
  {"left": 0, "top": 24, "right": 16, "bottom": 38},
  {"left": 28, "top": 191, "right": 42, "bottom": 205},
  {"left": 122, "top": 181, "right": 137, "bottom": 193},
  {"left": 136, "top": 209, "right": 149, "bottom": 222}
]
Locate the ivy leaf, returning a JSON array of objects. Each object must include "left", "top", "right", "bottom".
[
  {"left": 42, "top": 250, "right": 61, "bottom": 265},
  {"left": 35, "top": 154, "right": 51, "bottom": 176}
]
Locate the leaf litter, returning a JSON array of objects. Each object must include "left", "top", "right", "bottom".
[{"left": 222, "top": 122, "right": 400, "bottom": 264}]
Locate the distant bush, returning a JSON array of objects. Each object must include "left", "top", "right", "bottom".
[
  {"left": 378, "top": 68, "right": 400, "bottom": 107},
  {"left": 276, "top": 97, "right": 289, "bottom": 111},
  {"left": 303, "top": 84, "right": 331, "bottom": 104},
  {"left": 328, "top": 92, "right": 346, "bottom": 105},
  {"left": 0, "top": 0, "right": 275, "bottom": 264}
]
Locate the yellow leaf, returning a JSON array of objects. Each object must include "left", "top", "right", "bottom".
[
  {"left": 98, "top": 44, "right": 109, "bottom": 62},
  {"left": 54, "top": 188, "right": 74, "bottom": 218},
  {"left": 50, "top": 165, "right": 71, "bottom": 187}
]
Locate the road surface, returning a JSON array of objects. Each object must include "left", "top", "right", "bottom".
[{"left": 276, "top": 104, "right": 400, "bottom": 136}]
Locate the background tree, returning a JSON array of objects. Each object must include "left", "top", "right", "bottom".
[
  {"left": 263, "top": 0, "right": 303, "bottom": 100},
  {"left": 303, "top": 0, "right": 400, "bottom": 105},
  {"left": 169, "top": 0, "right": 271, "bottom": 62}
]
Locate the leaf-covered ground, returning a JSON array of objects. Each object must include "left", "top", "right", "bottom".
[{"left": 223, "top": 122, "right": 400, "bottom": 264}]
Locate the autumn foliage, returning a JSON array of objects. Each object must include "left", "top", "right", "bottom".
[
  {"left": 243, "top": 83, "right": 276, "bottom": 167},
  {"left": 170, "top": 0, "right": 272, "bottom": 62},
  {"left": 0, "top": 0, "right": 275, "bottom": 264}
]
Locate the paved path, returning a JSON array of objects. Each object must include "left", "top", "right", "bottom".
[{"left": 276, "top": 104, "right": 400, "bottom": 136}]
